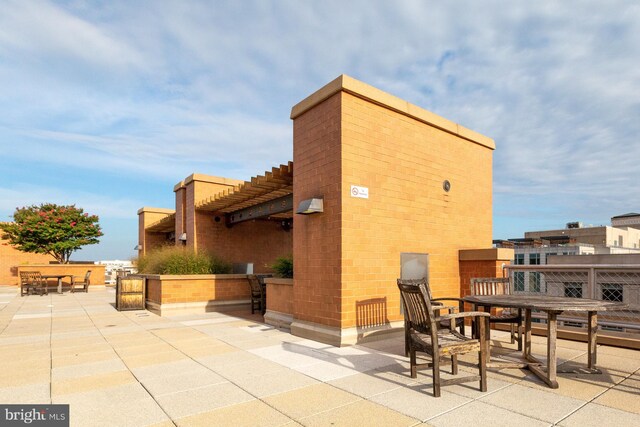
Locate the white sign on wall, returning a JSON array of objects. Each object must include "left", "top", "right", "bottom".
[{"left": 350, "top": 185, "right": 369, "bottom": 199}]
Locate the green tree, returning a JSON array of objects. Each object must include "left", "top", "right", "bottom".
[{"left": 0, "top": 203, "right": 102, "bottom": 264}]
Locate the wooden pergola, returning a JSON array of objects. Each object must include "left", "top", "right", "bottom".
[{"left": 195, "top": 162, "right": 294, "bottom": 225}]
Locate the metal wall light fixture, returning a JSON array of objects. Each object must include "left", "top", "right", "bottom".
[
  {"left": 296, "top": 198, "right": 324, "bottom": 215},
  {"left": 134, "top": 244, "right": 142, "bottom": 251},
  {"left": 178, "top": 233, "right": 187, "bottom": 241}
]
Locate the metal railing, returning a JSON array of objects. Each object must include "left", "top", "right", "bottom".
[{"left": 504, "top": 264, "right": 640, "bottom": 342}]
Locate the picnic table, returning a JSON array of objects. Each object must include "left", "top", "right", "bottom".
[
  {"left": 41, "top": 274, "right": 74, "bottom": 294},
  {"left": 463, "top": 294, "right": 628, "bottom": 388}
]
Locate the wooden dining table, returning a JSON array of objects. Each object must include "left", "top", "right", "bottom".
[
  {"left": 462, "top": 294, "right": 628, "bottom": 388},
  {"left": 41, "top": 274, "right": 74, "bottom": 294}
]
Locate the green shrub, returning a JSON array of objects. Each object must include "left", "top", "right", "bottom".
[
  {"left": 210, "top": 255, "right": 233, "bottom": 274},
  {"left": 271, "top": 255, "right": 293, "bottom": 278},
  {"left": 136, "top": 246, "right": 231, "bottom": 275}
]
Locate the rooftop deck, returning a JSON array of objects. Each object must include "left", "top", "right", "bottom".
[{"left": 1, "top": 286, "right": 638, "bottom": 426}]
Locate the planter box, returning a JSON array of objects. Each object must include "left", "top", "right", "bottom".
[
  {"left": 116, "top": 276, "right": 145, "bottom": 310},
  {"left": 139, "top": 274, "right": 251, "bottom": 316},
  {"left": 264, "top": 278, "right": 293, "bottom": 329}
]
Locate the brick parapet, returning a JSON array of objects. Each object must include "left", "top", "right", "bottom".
[{"left": 0, "top": 237, "right": 54, "bottom": 285}]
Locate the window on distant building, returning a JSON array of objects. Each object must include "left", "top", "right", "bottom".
[
  {"left": 564, "top": 282, "right": 583, "bottom": 298},
  {"left": 529, "top": 253, "right": 540, "bottom": 265},
  {"left": 514, "top": 254, "right": 524, "bottom": 265},
  {"left": 619, "top": 235, "right": 624, "bottom": 247},
  {"left": 601, "top": 284, "right": 623, "bottom": 302},
  {"left": 514, "top": 272, "right": 525, "bottom": 292},
  {"left": 529, "top": 272, "right": 541, "bottom": 292}
]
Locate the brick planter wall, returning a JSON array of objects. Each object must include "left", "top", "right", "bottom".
[
  {"left": 141, "top": 274, "right": 251, "bottom": 316},
  {"left": 264, "top": 278, "right": 293, "bottom": 329}
]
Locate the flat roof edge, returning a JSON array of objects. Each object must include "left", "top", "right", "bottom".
[
  {"left": 184, "top": 173, "right": 244, "bottom": 187},
  {"left": 137, "top": 207, "right": 175, "bottom": 215},
  {"left": 290, "top": 74, "right": 495, "bottom": 150}
]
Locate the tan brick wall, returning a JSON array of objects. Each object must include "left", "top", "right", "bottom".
[
  {"left": 175, "top": 187, "right": 186, "bottom": 245},
  {"left": 17, "top": 264, "right": 105, "bottom": 287},
  {"left": 184, "top": 175, "right": 243, "bottom": 250},
  {"left": 144, "top": 275, "right": 250, "bottom": 304},
  {"left": 292, "top": 76, "right": 495, "bottom": 330},
  {"left": 459, "top": 261, "right": 509, "bottom": 296},
  {"left": 266, "top": 279, "right": 293, "bottom": 315},
  {"left": 195, "top": 210, "right": 292, "bottom": 274},
  {"left": 138, "top": 208, "right": 174, "bottom": 255},
  {"left": 293, "top": 92, "right": 343, "bottom": 327},
  {"left": 0, "top": 237, "right": 54, "bottom": 285},
  {"left": 458, "top": 248, "right": 514, "bottom": 297},
  {"left": 339, "top": 92, "right": 493, "bottom": 328}
]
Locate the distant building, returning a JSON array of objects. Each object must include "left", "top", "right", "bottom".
[
  {"left": 494, "top": 213, "right": 640, "bottom": 292},
  {"left": 524, "top": 213, "right": 640, "bottom": 253},
  {"left": 495, "top": 213, "right": 640, "bottom": 260},
  {"left": 96, "top": 260, "right": 136, "bottom": 285}
]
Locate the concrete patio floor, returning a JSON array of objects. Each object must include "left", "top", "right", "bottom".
[{"left": 0, "top": 286, "right": 638, "bottom": 427}]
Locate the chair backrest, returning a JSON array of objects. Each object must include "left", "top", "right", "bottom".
[
  {"left": 20, "top": 271, "right": 42, "bottom": 285},
  {"left": 397, "top": 277, "right": 433, "bottom": 300},
  {"left": 255, "top": 274, "right": 273, "bottom": 286},
  {"left": 84, "top": 270, "right": 92, "bottom": 283},
  {"left": 470, "top": 277, "right": 511, "bottom": 296},
  {"left": 397, "top": 278, "right": 437, "bottom": 335},
  {"left": 247, "top": 275, "right": 262, "bottom": 294},
  {"left": 19, "top": 271, "right": 31, "bottom": 285}
]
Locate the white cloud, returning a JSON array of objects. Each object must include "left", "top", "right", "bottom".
[
  {"left": 0, "top": 0, "right": 146, "bottom": 71},
  {"left": 0, "top": 0, "right": 638, "bottom": 247},
  {"left": 0, "top": 184, "right": 141, "bottom": 220}
]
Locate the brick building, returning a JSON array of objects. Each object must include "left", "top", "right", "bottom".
[{"left": 138, "top": 75, "right": 503, "bottom": 345}]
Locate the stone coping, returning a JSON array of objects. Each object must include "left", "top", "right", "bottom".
[
  {"left": 459, "top": 248, "right": 514, "bottom": 261},
  {"left": 137, "top": 207, "right": 175, "bottom": 215},
  {"left": 290, "top": 74, "right": 494, "bottom": 150},
  {"left": 137, "top": 273, "right": 249, "bottom": 280},
  {"left": 264, "top": 278, "right": 293, "bottom": 286}
]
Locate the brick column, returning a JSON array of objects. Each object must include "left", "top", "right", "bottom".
[{"left": 459, "top": 248, "right": 514, "bottom": 297}]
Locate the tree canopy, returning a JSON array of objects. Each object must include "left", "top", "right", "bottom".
[{"left": 0, "top": 203, "right": 102, "bottom": 264}]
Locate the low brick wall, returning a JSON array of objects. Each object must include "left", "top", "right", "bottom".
[
  {"left": 140, "top": 274, "right": 251, "bottom": 316},
  {"left": 264, "top": 278, "right": 293, "bottom": 329},
  {"left": 17, "top": 264, "right": 105, "bottom": 289}
]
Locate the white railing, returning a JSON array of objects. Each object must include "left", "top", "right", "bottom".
[{"left": 504, "top": 264, "right": 640, "bottom": 340}]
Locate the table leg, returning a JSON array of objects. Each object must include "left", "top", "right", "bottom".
[
  {"left": 523, "top": 308, "right": 532, "bottom": 358},
  {"left": 58, "top": 278, "right": 63, "bottom": 294},
  {"left": 526, "top": 310, "right": 559, "bottom": 389},
  {"left": 547, "top": 311, "right": 558, "bottom": 387},
  {"left": 483, "top": 305, "right": 491, "bottom": 363},
  {"left": 588, "top": 311, "right": 597, "bottom": 369}
]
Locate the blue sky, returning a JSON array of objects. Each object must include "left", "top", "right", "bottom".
[{"left": 1, "top": 1, "right": 639, "bottom": 260}]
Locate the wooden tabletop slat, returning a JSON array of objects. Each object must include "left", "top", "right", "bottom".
[{"left": 462, "top": 295, "right": 628, "bottom": 312}]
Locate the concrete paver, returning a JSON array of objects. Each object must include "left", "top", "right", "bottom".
[{"left": 0, "top": 285, "right": 638, "bottom": 426}]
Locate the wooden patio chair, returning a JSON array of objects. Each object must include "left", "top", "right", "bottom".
[
  {"left": 397, "top": 278, "right": 489, "bottom": 397},
  {"left": 470, "top": 277, "right": 522, "bottom": 350},
  {"left": 71, "top": 270, "right": 91, "bottom": 293},
  {"left": 399, "top": 278, "right": 466, "bottom": 357},
  {"left": 247, "top": 275, "right": 265, "bottom": 314},
  {"left": 20, "top": 271, "right": 47, "bottom": 296}
]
